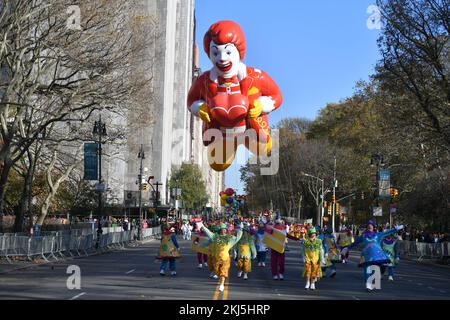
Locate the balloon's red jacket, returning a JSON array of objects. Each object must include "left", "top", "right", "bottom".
[{"left": 187, "top": 66, "right": 282, "bottom": 146}]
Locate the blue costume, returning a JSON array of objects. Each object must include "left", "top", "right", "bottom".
[{"left": 347, "top": 221, "right": 403, "bottom": 289}]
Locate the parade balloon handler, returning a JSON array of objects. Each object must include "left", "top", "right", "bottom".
[
  {"left": 337, "top": 227, "right": 354, "bottom": 263},
  {"left": 197, "top": 221, "right": 243, "bottom": 292},
  {"left": 236, "top": 223, "right": 257, "bottom": 280},
  {"left": 187, "top": 20, "right": 283, "bottom": 172},
  {"left": 157, "top": 225, "right": 181, "bottom": 276},
  {"left": 345, "top": 220, "right": 404, "bottom": 291},
  {"left": 300, "top": 227, "right": 326, "bottom": 290},
  {"left": 256, "top": 221, "right": 268, "bottom": 267},
  {"left": 322, "top": 226, "right": 341, "bottom": 278},
  {"left": 380, "top": 233, "right": 400, "bottom": 281}
]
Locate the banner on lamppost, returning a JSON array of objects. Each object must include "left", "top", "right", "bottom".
[
  {"left": 378, "top": 169, "right": 390, "bottom": 200},
  {"left": 84, "top": 143, "right": 98, "bottom": 180}
]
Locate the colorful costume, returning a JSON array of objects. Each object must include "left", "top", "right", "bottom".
[
  {"left": 201, "top": 224, "right": 243, "bottom": 279},
  {"left": 380, "top": 236, "right": 399, "bottom": 281},
  {"left": 158, "top": 227, "right": 180, "bottom": 276},
  {"left": 337, "top": 228, "right": 354, "bottom": 263},
  {"left": 300, "top": 227, "right": 325, "bottom": 290},
  {"left": 236, "top": 228, "right": 257, "bottom": 278},
  {"left": 266, "top": 221, "right": 287, "bottom": 279},
  {"left": 347, "top": 221, "right": 403, "bottom": 290},
  {"left": 192, "top": 231, "right": 209, "bottom": 268},
  {"left": 322, "top": 227, "right": 341, "bottom": 277}
]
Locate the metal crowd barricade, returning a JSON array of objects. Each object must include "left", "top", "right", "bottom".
[
  {"left": 1, "top": 229, "right": 163, "bottom": 264},
  {"left": 397, "top": 240, "right": 450, "bottom": 261}
]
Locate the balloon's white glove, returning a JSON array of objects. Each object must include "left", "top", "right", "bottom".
[
  {"left": 395, "top": 225, "right": 404, "bottom": 231},
  {"left": 239, "top": 222, "right": 244, "bottom": 229}
]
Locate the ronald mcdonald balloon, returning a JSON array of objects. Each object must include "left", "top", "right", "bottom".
[{"left": 187, "top": 20, "right": 282, "bottom": 172}]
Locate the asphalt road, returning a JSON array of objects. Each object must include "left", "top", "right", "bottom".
[{"left": 0, "top": 238, "right": 449, "bottom": 300}]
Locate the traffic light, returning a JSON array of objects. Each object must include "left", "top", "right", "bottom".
[
  {"left": 332, "top": 195, "right": 336, "bottom": 202},
  {"left": 324, "top": 201, "right": 328, "bottom": 208},
  {"left": 336, "top": 203, "right": 340, "bottom": 215},
  {"left": 328, "top": 205, "right": 332, "bottom": 215},
  {"left": 143, "top": 183, "right": 149, "bottom": 191},
  {"left": 390, "top": 188, "right": 399, "bottom": 198}
]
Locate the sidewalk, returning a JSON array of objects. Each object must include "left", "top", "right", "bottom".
[
  {"left": 0, "top": 238, "right": 157, "bottom": 275},
  {"left": 401, "top": 255, "right": 450, "bottom": 269}
]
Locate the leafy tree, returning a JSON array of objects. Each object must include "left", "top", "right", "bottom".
[{"left": 169, "top": 163, "right": 208, "bottom": 210}]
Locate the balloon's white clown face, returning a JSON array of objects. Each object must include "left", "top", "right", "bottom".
[{"left": 209, "top": 41, "right": 241, "bottom": 78}]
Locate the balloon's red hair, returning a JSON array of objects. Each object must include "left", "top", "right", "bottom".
[{"left": 203, "top": 20, "right": 246, "bottom": 59}]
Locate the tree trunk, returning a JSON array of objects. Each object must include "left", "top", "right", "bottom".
[
  {"left": 0, "top": 159, "right": 13, "bottom": 232},
  {"left": 13, "top": 169, "right": 34, "bottom": 233}
]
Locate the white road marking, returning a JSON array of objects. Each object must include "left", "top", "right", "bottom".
[
  {"left": 440, "top": 290, "right": 446, "bottom": 294},
  {"left": 353, "top": 296, "right": 360, "bottom": 300},
  {"left": 125, "top": 269, "right": 136, "bottom": 274},
  {"left": 428, "top": 287, "right": 435, "bottom": 290},
  {"left": 69, "top": 292, "right": 86, "bottom": 300},
  {"left": 417, "top": 283, "right": 423, "bottom": 286}
]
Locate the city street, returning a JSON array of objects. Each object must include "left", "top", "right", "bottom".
[{"left": 0, "top": 239, "right": 449, "bottom": 300}]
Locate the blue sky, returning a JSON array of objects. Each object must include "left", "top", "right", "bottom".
[{"left": 194, "top": 0, "right": 382, "bottom": 194}]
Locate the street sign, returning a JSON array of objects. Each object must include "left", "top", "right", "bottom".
[{"left": 373, "top": 207, "right": 383, "bottom": 216}]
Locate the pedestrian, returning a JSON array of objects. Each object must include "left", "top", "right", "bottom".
[
  {"left": 345, "top": 220, "right": 403, "bottom": 292},
  {"left": 157, "top": 224, "right": 180, "bottom": 276},
  {"left": 301, "top": 227, "right": 326, "bottom": 290},
  {"left": 267, "top": 218, "right": 287, "bottom": 280},
  {"left": 186, "top": 222, "right": 192, "bottom": 241},
  {"left": 197, "top": 221, "right": 243, "bottom": 292},
  {"left": 380, "top": 234, "right": 400, "bottom": 281},
  {"left": 236, "top": 223, "right": 257, "bottom": 280},
  {"left": 255, "top": 221, "right": 267, "bottom": 267}
]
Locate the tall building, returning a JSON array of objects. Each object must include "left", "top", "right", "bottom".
[{"left": 103, "top": 0, "right": 224, "bottom": 212}]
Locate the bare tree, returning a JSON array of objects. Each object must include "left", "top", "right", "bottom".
[{"left": 0, "top": 0, "right": 154, "bottom": 231}]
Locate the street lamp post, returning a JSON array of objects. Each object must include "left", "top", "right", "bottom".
[
  {"left": 93, "top": 115, "right": 107, "bottom": 248},
  {"left": 137, "top": 144, "right": 145, "bottom": 241}
]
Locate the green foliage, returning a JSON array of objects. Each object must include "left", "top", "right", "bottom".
[{"left": 169, "top": 163, "right": 209, "bottom": 210}]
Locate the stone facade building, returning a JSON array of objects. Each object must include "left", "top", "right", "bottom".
[{"left": 102, "top": 0, "right": 224, "bottom": 212}]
